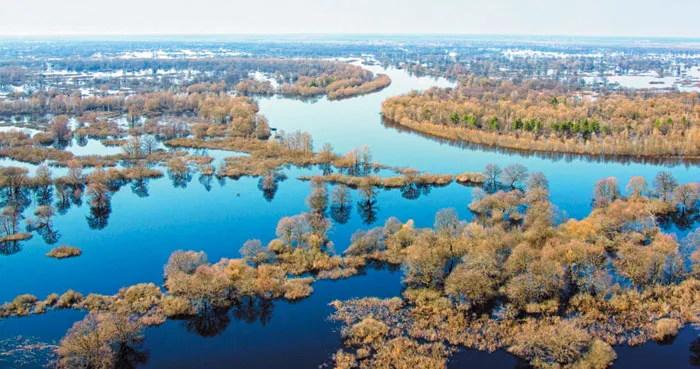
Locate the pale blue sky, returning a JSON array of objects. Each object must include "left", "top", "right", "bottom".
[{"left": 3, "top": 0, "right": 700, "bottom": 37}]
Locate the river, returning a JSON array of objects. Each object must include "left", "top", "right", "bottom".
[{"left": 0, "top": 63, "right": 698, "bottom": 368}]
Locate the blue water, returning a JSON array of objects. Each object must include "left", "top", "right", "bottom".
[{"left": 0, "top": 64, "right": 698, "bottom": 368}]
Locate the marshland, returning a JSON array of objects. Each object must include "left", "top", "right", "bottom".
[{"left": 0, "top": 37, "right": 698, "bottom": 369}]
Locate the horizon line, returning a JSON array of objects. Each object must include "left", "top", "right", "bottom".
[{"left": 1, "top": 32, "right": 700, "bottom": 41}]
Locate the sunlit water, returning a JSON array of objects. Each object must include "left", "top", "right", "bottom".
[{"left": 0, "top": 64, "right": 698, "bottom": 368}]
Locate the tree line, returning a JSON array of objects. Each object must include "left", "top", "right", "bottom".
[{"left": 382, "top": 79, "right": 700, "bottom": 159}]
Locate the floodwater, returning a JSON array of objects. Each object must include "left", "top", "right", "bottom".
[{"left": 0, "top": 63, "right": 698, "bottom": 368}]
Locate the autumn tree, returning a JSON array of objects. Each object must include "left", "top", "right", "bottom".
[
  {"left": 483, "top": 163, "right": 502, "bottom": 186},
  {"left": 593, "top": 177, "right": 620, "bottom": 208},
  {"left": 653, "top": 171, "right": 678, "bottom": 202},
  {"left": 673, "top": 183, "right": 700, "bottom": 213},
  {"left": 57, "top": 312, "right": 145, "bottom": 369},
  {"left": 501, "top": 164, "right": 528, "bottom": 188},
  {"left": 626, "top": 176, "right": 649, "bottom": 198},
  {"left": 240, "top": 239, "right": 274, "bottom": 267},
  {"left": 51, "top": 115, "right": 72, "bottom": 142}
]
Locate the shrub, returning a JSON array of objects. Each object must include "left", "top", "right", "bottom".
[
  {"left": 652, "top": 318, "right": 681, "bottom": 341},
  {"left": 345, "top": 317, "right": 389, "bottom": 346},
  {"left": 455, "top": 172, "right": 486, "bottom": 185},
  {"left": 283, "top": 278, "right": 314, "bottom": 300},
  {"left": 57, "top": 290, "right": 84, "bottom": 308},
  {"left": 57, "top": 312, "right": 144, "bottom": 369},
  {"left": 44, "top": 293, "right": 60, "bottom": 306},
  {"left": 509, "top": 321, "right": 591, "bottom": 368},
  {"left": 82, "top": 293, "right": 111, "bottom": 311},
  {"left": 1, "top": 294, "right": 39, "bottom": 316},
  {"left": 0, "top": 232, "right": 32, "bottom": 242},
  {"left": 164, "top": 250, "right": 207, "bottom": 278},
  {"left": 159, "top": 296, "right": 194, "bottom": 317},
  {"left": 46, "top": 246, "right": 82, "bottom": 259}
]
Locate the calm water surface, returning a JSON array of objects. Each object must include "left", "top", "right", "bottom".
[{"left": 0, "top": 64, "right": 698, "bottom": 368}]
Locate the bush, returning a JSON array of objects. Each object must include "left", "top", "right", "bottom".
[
  {"left": 57, "top": 290, "right": 84, "bottom": 308},
  {"left": 0, "top": 232, "right": 32, "bottom": 242},
  {"left": 159, "top": 296, "right": 194, "bottom": 317},
  {"left": 1, "top": 294, "right": 39, "bottom": 316},
  {"left": 44, "top": 293, "right": 60, "bottom": 306},
  {"left": 283, "top": 278, "right": 314, "bottom": 300},
  {"left": 652, "top": 318, "right": 681, "bottom": 341},
  {"left": 345, "top": 317, "right": 389, "bottom": 346},
  {"left": 57, "top": 312, "right": 144, "bottom": 369},
  {"left": 456, "top": 172, "right": 486, "bottom": 185},
  {"left": 579, "top": 339, "right": 617, "bottom": 369},
  {"left": 509, "top": 321, "right": 591, "bottom": 368},
  {"left": 46, "top": 246, "right": 82, "bottom": 259}
]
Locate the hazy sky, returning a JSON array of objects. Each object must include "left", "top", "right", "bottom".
[{"left": 4, "top": 0, "right": 700, "bottom": 37}]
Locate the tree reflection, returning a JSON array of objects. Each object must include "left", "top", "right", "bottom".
[
  {"left": 87, "top": 203, "right": 112, "bottom": 230},
  {"left": 321, "top": 163, "right": 333, "bottom": 175},
  {"left": 216, "top": 176, "right": 227, "bottom": 188},
  {"left": 231, "top": 296, "right": 274, "bottom": 326},
  {"left": 35, "top": 187, "right": 53, "bottom": 207},
  {"left": 330, "top": 204, "right": 352, "bottom": 224},
  {"left": 54, "top": 182, "right": 75, "bottom": 214},
  {"left": 26, "top": 205, "right": 61, "bottom": 244},
  {"left": 0, "top": 240, "right": 22, "bottom": 256},
  {"left": 169, "top": 169, "right": 193, "bottom": 189},
  {"left": 199, "top": 174, "right": 214, "bottom": 192},
  {"left": 659, "top": 210, "right": 700, "bottom": 231},
  {"left": 400, "top": 183, "right": 421, "bottom": 200},
  {"left": 183, "top": 307, "right": 231, "bottom": 338},
  {"left": 0, "top": 206, "right": 25, "bottom": 236},
  {"left": 0, "top": 188, "right": 32, "bottom": 215},
  {"left": 257, "top": 171, "right": 287, "bottom": 202},
  {"left": 114, "top": 341, "right": 150, "bottom": 369},
  {"left": 690, "top": 336, "right": 700, "bottom": 367},
  {"left": 130, "top": 179, "right": 150, "bottom": 198},
  {"left": 358, "top": 199, "right": 378, "bottom": 225},
  {"left": 76, "top": 135, "right": 88, "bottom": 147},
  {"left": 181, "top": 296, "right": 276, "bottom": 338}
]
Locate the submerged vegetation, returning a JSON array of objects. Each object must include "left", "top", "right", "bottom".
[
  {"left": 328, "top": 170, "right": 700, "bottom": 369},
  {"left": 0, "top": 166, "right": 697, "bottom": 368},
  {"left": 0, "top": 39, "right": 699, "bottom": 369}
]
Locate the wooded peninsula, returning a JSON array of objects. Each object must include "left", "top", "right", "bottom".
[{"left": 382, "top": 77, "right": 700, "bottom": 160}]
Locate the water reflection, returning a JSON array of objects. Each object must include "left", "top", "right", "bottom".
[
  {"left": 257, "top": 171, "right": 287, "bottom": 202},
  {"left": 358, "top": 198, "right": 379, "bottom": 225},
  {"left": 381, "top": 119, "right": 700, "bottom": 168},
  {"left": 659, "top": 211, "right": 700, "bottom": 231},
  {"left": 180, "top": 297, "right": 276, "bottom": 338},
  {"left": 184, "top": 308, "right": 232, "bottom": 338},
  {"left": 691, "top": 337, "right": 700, "bottom": 367},
  {"left": 199, "top": 174, "right": 214, "bottom": 192},
  {"left": 131, "top": 179, "right": 151, "bottom": 198},
  {"left": 0, "top": 240, "right": 22, "bottom": 256},
  {"left": 87, "top": 203, "right": 111, "bottom": 230},
  {"left": 230, "top": 296, "right": 275, "bottom": 327},
  {"left": 114, "top": 342, "right": 150, "bottom": 369},
  {"left": 168, "top": 170, "right": 193, "bottom": 189},
  {"left": 330, "top": 203, "right": 352, "bottom": 224}
]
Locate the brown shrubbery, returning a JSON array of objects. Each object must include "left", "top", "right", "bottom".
[
  {"left": 327, "top": 170, "right": 700, "bottom": 369},
  {"left": 46, "top": 245, "right": 82, "bottom": 259},
  {"left": 0, "top": 167, "right": 697, "bottom": 368},
  {"left": 299, "top": 172, "right": 453, "bottom": 189}
]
